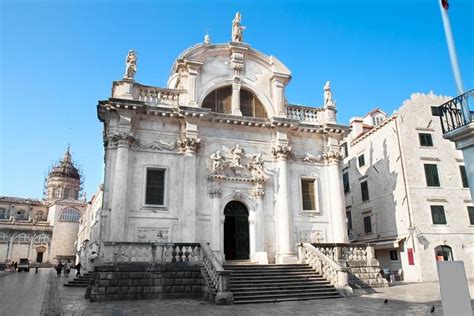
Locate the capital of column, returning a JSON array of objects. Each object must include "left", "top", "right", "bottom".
[
  {"left": 177, "top": 137, "right": 201, "bottom": 155},
  {"left": 107, "top": 133, "right": 136, "bottom": 149},
  {"left": 271, "top": 145, "right": 292, "bottom": 161},
  {"left": 252, "top": 183, "right": 265, "bottom": 200},
  {"left": 322, "top": 151, "right": 343, "bottom": 164}
]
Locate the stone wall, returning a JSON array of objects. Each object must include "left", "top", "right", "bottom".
[{"left": 89, "top": 263, "right": 204, "bottom": 302}]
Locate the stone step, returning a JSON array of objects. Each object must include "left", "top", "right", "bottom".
[
  {"left": 231, "top": 284, "right": 334, "bottom": 292},
  {"left": 230, "top": 271, "right": 320, "bottom": 277},
  {"left": 230, "top": 280, "right": 331, "bottom": 287},
  {"left": 223, "top": 264, "right": 309, "bottom": 269},
  {"left": 233, "top": 287, "right": 339, "bottom": 297},
  {"left": 233, "top": 292, "right": 342, "bottom": 304},
  {"left": 64, "top": 283, "right": 88, "bottom": 287},
  {"left": 227, "top": 268, "right": 314, "bottom": 273},
  {"left": 230, "top": 275, "right": 324, "bottom": 281}
]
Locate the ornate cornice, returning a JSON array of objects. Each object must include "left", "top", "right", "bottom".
[
  {"left": 271, "top": 145, "right": 292, "bottom": 160},
  {"left": 322, "top": 151, "right": 343, "bottom": 164}
]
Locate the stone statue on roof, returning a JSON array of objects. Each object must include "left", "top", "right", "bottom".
[
  {"left": 124, "top": 50, "right": 137, "bottom": 80},
  {"left": 324, "top": 80, "right": 334, "bottom": 107},
  {"left": 232, "top": 12, "right": 245, "bottom": 42}
]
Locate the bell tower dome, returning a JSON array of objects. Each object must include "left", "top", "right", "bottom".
[{"left": 46, "top": 147, "right": 81, "bottom": 201}]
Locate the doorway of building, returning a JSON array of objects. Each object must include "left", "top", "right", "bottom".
[
  {"left": 224, "top": 201, "right": 249, "bottom": 260},
  {"left": 36, "top": 251, "right": 43, "bottom": 263},
  {"left": 435, "top": 245, "right": 453, "bottom": 261}
]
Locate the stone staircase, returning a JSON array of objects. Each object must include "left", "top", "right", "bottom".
[
  {"left": 64, "top": 271, "right": 93, "bottom": 287},
  {"left": 223, "top": 263, "right": 342, "bottom": 304},
  {"left": 346, "top": 261, "right": 388, "bottom": 289}
]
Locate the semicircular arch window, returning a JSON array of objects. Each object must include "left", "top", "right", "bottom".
[
  {"left": 35, "top": 234, "right": 50, "bottom": 244},
  {"left": 202, "top": 86, "right": 267, "bottom": 118},
  {"left": 0, "top": 232, "right": 9, "bottom": 242},
  {"left": 14, "top": 233, "right": 30, "bottom": 243},
  {"left": 59, "top": 208, "right": 81, "bottom": 222}
]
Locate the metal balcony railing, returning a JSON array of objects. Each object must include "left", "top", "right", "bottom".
[{"left": 437, "top": 89, "right": 474, "bottom": 134}]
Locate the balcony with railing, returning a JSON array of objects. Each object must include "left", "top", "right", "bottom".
[{"left": 437, "top": 89, "right": 474, "bottom": 135}]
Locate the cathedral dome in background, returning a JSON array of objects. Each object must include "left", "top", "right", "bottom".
[{"left": 48, "top": 148, "right": 80, "bottom": 180}]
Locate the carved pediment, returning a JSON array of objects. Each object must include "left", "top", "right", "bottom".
[{"left": 209, "top": 145, "right": 268, "bottom": 182}]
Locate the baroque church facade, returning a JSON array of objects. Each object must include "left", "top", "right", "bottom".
[
  {"left": 97, "top": 17, "right": 350, "bottom": 264},
  {"left": 0, "top": 149, "right": 86, "bottom": 265}
]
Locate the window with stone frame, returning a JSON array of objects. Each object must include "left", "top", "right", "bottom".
[
  {"left": 145, "top": 168, "right": 166, "bottom": 206},
  {"left": 431, "top": 205, "right": 447, "bottom": 225},
  {"left": 16, "top": 209, "right": 27, "bottom": 220},
  {"left": 342, "top": 172, "right": 350, "bottom": 193},
  {"left": 0, "top": 208, "right": 6, "bottom": 219},
  {"left": 59, "top": 208, "right": 81, "bottom": 222},
  {"left": 13, "top": 233, "right": 30, "bottom": 243},
  {"left": 389, "top": 250, "right": 398, "bottom": 261},
  {"left": 468, "top": 206, "right": 474, "bottom": 225},
  {"left": 363, "top": 216, "right": 372, "bottom": 234},
  {"left": 0, "top": 232, "right": 9, "bottom": 242},
  {"left": 35, "top": 234, "right": 50, "bottom": 244},
  {"left": 361, "top": 180, "right": 370, "bottom": 202},
  {"left": 301, "top": 178, "right": 317, "bottom": 211},
  {"left": 35, "top": 211, "right": 45, "bottom": 221},
  {"left": 358, "top": 154, "right": 365, "bottom": 167},
  {"left": 419, "top": 133, "right": 433, "bottom": 147},
  {"left": 424, "top": 164, "right": 440, "bottom": 187},
  {"left": 341, "top": 142, "right": 348, "bottom": 158},
  {"left": 460, "top": 166, "right": 469, "bottom": 188},
  {"left": 346, "top": 209, "right": 353, "bottom": 230}
]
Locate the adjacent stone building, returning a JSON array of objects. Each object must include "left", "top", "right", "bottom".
[
  {"left": 0, "top": 149, "right": 86, "bottom": 265},
  {"left": 96, "top": 27, "right": 351, "bottom": 265},
  {"left": 342, "top": 92, "right": 474, "bottom": 282}
]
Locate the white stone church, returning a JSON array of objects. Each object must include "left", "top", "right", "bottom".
[{"left": 97, "top": 19, "right": 350, "bottom": 265}]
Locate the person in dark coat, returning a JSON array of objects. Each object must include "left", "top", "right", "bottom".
[
  {"left": 56, "top": 261, "right": 63, "bottom": 277},
  {"left": 75, "top": 262, "right": 82, "bottom": 277}
]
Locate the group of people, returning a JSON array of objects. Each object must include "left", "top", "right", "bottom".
[
  {"left": 8, "top": 261, "right": 18, "bottom": 272},
  {"left": 55, "top": 260, "right": 81, "bottom": 278}
]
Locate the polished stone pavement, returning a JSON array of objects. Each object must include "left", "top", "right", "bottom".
[{"left": 1, "top": 269, "right": 473, "bottom": 316}]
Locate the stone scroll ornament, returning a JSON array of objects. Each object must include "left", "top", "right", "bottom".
[
  {"left": 231, "top": 12, "right": 245, "bottom": 42},
  {"left": 124, "top": 50, "right": 137, "bottom": 80},
  {"left": 322, "top": 151, "right": 343, "bottom": 163}
]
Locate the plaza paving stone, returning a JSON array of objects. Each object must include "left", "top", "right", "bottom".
[{"left": 53, "top": 269, "right": 474, "bottom": 316}]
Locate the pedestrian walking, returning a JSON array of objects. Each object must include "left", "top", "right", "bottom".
[
  {"left": 75, "top": 262, "right": 82, "bottom": 277},
  {"left": 64, "top": 260, "right": 71, "bottom": 278},
  {"left": 13, "top": 261, "right": 17, "bottom": 272},
  {"left": 55, "top": 261, "right": 63, "bottom": 277}
]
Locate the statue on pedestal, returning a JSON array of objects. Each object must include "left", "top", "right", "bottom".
[
  {"left": 324, "top": 81, "right": 334, "bottom": 107},
  {"left": 231, "top": 12, "right": 245, "bottom": 42},
  {"left": 124, "top": 50, "right": 137, "bottom": 80}
]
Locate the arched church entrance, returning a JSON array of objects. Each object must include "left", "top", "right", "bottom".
[{"left": 224, "top": 201, "right": 250, "bottom": 260}]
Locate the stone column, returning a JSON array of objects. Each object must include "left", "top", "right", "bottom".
[
  {"left": 272, "top": 143, "right": 297, "bottom": 263},
  {"left": 323, "top": 151, "right": 349, "bottom": 243},
  {"left": 109, "top": 136, "right": 132, "bottom": 241},
  {"left": 252, "top": 184, "right": 268, "bottom": 264},
  {"left": 181, "top": 154, "right": 197, "bottom": 242},
  {"left": 231, "top": 81, "right": 242, "bottom": 116},
  {"left": 209, "top": 184, "right": 222, "bottom": 252}
]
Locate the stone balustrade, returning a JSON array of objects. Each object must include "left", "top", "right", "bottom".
[
  {"left": 286, "top": 104, "right": 323, "bottom": 124},
  {"left": 298, "top": 243, "right": 352, "bottom": 296},
  {"left": 101, "top": 242, "right": 201, "bottom": 264},
  {"left": 137, "top": 86, "right": 181, "bottom": 106},
  {"left": 200, "top": 243, "right": 233, "bottom": 305},
  {"left": 310, "top": 243, "right": 371, "bottom": 264}
]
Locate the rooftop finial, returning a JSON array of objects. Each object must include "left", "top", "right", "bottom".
[
  {"left": 124, "top": 49, "right": 137, "bottom": 80},
  {"left": 231, "top": 12, "right": 245, "bottom": 42},
  {"left": 64, "top": 145, "right": 71, "bottom": 162}
]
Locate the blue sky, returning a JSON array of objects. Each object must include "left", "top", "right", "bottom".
[{"left": 1, "top": 0, "right": 473, "bottom": 199}]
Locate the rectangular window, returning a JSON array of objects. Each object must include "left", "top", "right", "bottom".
[
  {"left": 431, "top": 205, "right": 446, "bottom": 225},
  {"left": 468, "top": 207, "right": 474, "bottom": 225},
  {"left": 346, "top": 210, "right": 353, "bottom": 230},
  {"left": 419, "top": 133, "right": 433, "bottom": 147},
  {"left": 389, "top": 250, "right": 398, "bottom": 261},
  {"left": 358, "top": 154, "right": 365, "bottom": 167},
  {"left": 460, "top": 166, "right": 469, "bottom": 188},
  {"left": 301, "top": 179, "right": 316, "bottom": 211},
  {"left": 341, "top": 142, "right": 348, "bottom": 158},
  {"left": 364, "top": 216, "right": 372, "bottom": 233},
  {"left": 343, "top": 172, "right": 350, "bottom": 193},
  {"left": 424, "top": 164, "right": 440, "bottom": 187},
  {"left": 361, "top": 181, "right": 370, "bottom": 201},
  {"left": 145, "top": 169, "right": 165, "bottom": 206}
]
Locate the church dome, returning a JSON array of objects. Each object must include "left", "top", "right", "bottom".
[{"left": 49, "top": 148, "right": 80, "bottom": 180}]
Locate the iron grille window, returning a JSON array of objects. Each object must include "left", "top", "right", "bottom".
[
  {"left": 419, "top": 133, "right": 433, "bottom": 147},
  {"left": 431, "top": 205, "right": 447, "bottom": 224},
  {"left": 301, "top": 179, "right": 316, "bottom": 211},
  {"left": 468, "top": 207, "right": 474, "bottom": 225},
  {"left": 460, "top": 166, "right": 469, "bottom": 188},
  {"left": 361, "top": 181, "right": 370, "bottom": 201},
  {"left": 358, "top": 154, "right": 365, "bottom": 167},
  {"left": 59, "top": 208, "right": 81, "bottom": 222},
  {"left": 364, "top": 216, "right": 372, "bottom": 233},
  {"left": 389, "top": 250, "right": 398, "bottom": 261},
  {"left": 424, "top": 164, "right": 440, "bottom": 187},
  {"left": 146, "top": 169, "right": 165, "bottom": 206},
  {"left": 0, "top": 233, "right": 9, "bottom": 242},
  {"left": 343, "top": 172, "right": 350, "bottom": 193}
]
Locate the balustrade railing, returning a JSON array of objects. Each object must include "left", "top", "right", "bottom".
[
  {"left": 437, "top": 89, "right": 474, "bottom": 134},
  {"left": 101, "top": 242, "right": 201, "bottom": 264},
  {"left": 298, "top": 243, "right": 352, "bottom": 295},
  {"left": 200, "top": 243, "right": 233, "bottom": 304},
  {"left": 137, "top": 86, "right": 181, "bottom": 106},
  {"left": 286, "top": 104, "right": 322, "bottom": 124}
]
